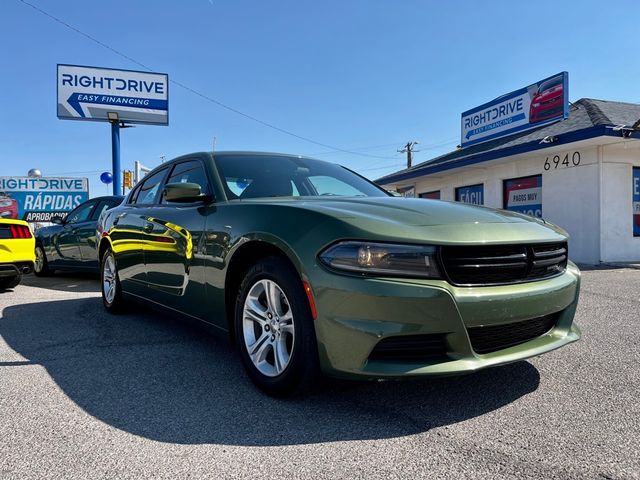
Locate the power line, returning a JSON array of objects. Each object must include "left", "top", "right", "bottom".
[
  {"left": 356, "top": 138, "right": 457, "bottom": 167},
  {"left": 360, "top": 139, "right": 459, "bottom": 173},
  {"left": 361, "top": 163, "right": 406, "bottom": 173},
  {"left": 306, "top": 142, "right": 404, "bottom": 156},
  {"left": 16, "top": 0, "right": 399, "bottom": 160},
  {"left": 46, "top": 170, "right": 104, "bottom": 175}
]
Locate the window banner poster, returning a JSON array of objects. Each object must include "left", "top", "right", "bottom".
[
  {"left": 456, "top": 184, "right": 484, "bottom": 205},
  {"left": 419, "top": 191, "right": 441, "bottom": 200},
  {"left": 633, "top": 167, "right": 640, "bottom": 237},
  {"left": 504, "top": 175, "right": 542, "bottom": 218}
]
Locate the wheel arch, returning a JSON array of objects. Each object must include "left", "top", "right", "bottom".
[
  {"left": 97, "top": 236, "right": 113, "bottom": 263},
  {"left": 35, "top": 233, "right": 49, "bottom": 249},
  {"left": 224, "top": 237, "right": 305, "bottom": 343}
]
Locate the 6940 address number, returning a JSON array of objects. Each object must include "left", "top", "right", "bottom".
[{"left": 544, "top": 151, "right": 581, "bottom": 171}]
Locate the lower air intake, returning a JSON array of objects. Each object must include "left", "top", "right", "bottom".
[
  {"left": 368, "top": 334, "right": 448, "bottom": 362},
  {"left": 467, "top": 312, "right": 561, "bottom": 354}
]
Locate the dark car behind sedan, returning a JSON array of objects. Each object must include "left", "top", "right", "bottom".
[{"left": 34, "top": 195, "right": 123, "bottom": 275}]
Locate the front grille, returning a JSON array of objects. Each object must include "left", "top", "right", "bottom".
[
  {"left": 467, "top": 312, "right": 560, "bottom": 354},
  {"left": 541, "top": 97, "right": 561, "bottom": 106},
  {"left": 440, "top": 242, "right": 567, "bottom": 286},
  {"left": 368, "top": 334, "right": 448, "bottom": 362}
]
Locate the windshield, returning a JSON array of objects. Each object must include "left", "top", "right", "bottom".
[
  {"left": 538, "top": 76, "right": 562, "bottom": 92},
  {"left": 213, "top": 154, "right": 390, "bottom": 200}
]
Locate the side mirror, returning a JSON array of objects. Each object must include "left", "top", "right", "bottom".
[
  {"left": 163, "top": 182, "right": 210, "bottom": 203},
  {"left": 51, "top": 215, "right": 64, "bottom": 225}
]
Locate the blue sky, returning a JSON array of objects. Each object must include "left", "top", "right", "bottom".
[{"left": 2, "top": 0, "right": 640, "bottom": 196}]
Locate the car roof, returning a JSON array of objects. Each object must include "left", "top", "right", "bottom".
[
  {"left": 93, "top": 195, "right": 124, "bottom": 200},
  {"left": 172, "top": 151, "right": 322, "bottom": 163}
]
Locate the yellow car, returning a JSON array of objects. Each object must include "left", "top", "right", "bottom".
[{"left": 0, "top": 219, "right": 35, "bottom": 290}]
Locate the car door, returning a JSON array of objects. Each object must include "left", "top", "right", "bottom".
[
  {"left": 113, "top": 167, "right": 170, "bottom": 288},
  {"left": 52, "top": 200, "right": 98, "bottom": 267},
  {"left": 140, "top": 159, "right": 209, "bottom": 318},
  {"left": 78, "top": 198, "right": 121, "bottom": 270}
]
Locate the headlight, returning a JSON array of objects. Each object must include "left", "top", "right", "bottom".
[
  {"left": 319, "top": 241, "right": 441, "bottom": 278},
  {"left": 0, "top": 199, "right": 12, "bottom": 207},
  {"left": 532, "top": 102, "right": 541, "bottom": 108}
]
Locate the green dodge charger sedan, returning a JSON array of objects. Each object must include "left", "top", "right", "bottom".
[{"left": 96, "top": 151, "right": 580, "bottom": 396}]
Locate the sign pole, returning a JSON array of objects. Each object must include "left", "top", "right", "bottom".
[{"left": 111, "top": 120, "right": 121, "bottom": 196}]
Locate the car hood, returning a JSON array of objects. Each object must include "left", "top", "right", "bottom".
[
  {"left": 535, "top": 87, "right": 562, "bottom": 102},
  {"left": 239, "top": 197, "right": 569, "bottom": 245},
  {"left": 264, "top": 197, "right": 534, "bottom": 226}
]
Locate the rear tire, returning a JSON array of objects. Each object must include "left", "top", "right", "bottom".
[
  {"left": 34, "top": 244, "right": 52, "bottom": 277},
  {"left": 0, "top": 274, "right": 21, "bottom": 290},
  {"left": 235, "top": 256, "right": 319, "bottom": 397},
  {"left": 101, "top": 248, "right": 125, "bottom": 313}
]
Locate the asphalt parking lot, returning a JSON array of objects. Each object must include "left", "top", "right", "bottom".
[{"left": 1, "top": 268, "right": 639, "bottom": 479}]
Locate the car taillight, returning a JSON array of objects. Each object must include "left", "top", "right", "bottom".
[{"left": 9, "top": 225, "right": 32, "bottom": 239}]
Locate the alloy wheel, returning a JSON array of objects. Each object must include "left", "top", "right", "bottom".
[
  {"left": 34, "top": 246, "right": 44, "bottom": 273},
  {"left": 102, "top": 254, "right": 117, "bottom": 304},
  {"left": 242, "top": 279, "right": 295, "bottom": 377}
]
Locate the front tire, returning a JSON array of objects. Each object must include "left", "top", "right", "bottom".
[
  {"left": 34, "top": 244, "right": 52, "bottom": 276},
  {"left": 235, "top": 256, "right": 319, "bottom": 397},
  {"left": 101, "top": 248, "right": 125, "bottom": 313}
]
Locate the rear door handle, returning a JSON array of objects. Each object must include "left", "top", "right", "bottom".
[{"left": 143, "top": 223, "right": 154, "bottom": 233}]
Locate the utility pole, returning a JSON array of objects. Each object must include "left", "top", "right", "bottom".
[{"left": 398, "top": 141, "right": 420, "bottom": 169}]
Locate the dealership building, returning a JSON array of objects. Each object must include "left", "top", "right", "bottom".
[{"left": 377, "top": 96, "right": 640, "bottom": 264}]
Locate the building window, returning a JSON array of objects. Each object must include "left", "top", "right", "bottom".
[
  {"left": 503, "top": 175, "right": 543, "bottom": 218},
  {"left": 419, "top": 191, "right": 440, "bottom": 199},
  {"left": 455, "top": 184, "right": 483, "bottom": 205},
  {"left": 397, "top": 186, "right": 416, "bottom": 198},
  {"left": 633, "top": 167, "right": 640, "bottom": 237}
]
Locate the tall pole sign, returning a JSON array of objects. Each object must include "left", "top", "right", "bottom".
[{"left": 57, "top": 64, "right": 169, "bottom": 195}]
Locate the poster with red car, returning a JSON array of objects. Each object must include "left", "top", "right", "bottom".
[
  {"left": 529, "top": 75, "right": 565, "bottom": 124},
  {"left": 461, "top": 72, "right": 568, "bottom": 147},
  {"left": 0, "top": 191, "right": 19, "bottom": 219},
  {"left": 503, "top": 175, "right": 542, "bottom": 218}
]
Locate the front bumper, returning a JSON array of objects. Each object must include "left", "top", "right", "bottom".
[{"left": 311, "top": 261, "right": 581, "bottom": 379}]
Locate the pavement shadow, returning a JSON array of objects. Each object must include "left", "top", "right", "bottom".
[
  {"left": 0, "top": 298, "right": 540, "bottom": 446},
  {"left": 21, "top": 272, "right": 99, "bottom": 293}
]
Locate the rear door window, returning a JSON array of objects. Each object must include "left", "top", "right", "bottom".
[
  {"left": 66, "top": 201, "right": 97, "bottom": 224},
  {"left": 91, "top": 199, "right": 121, "bottom": 220}
]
